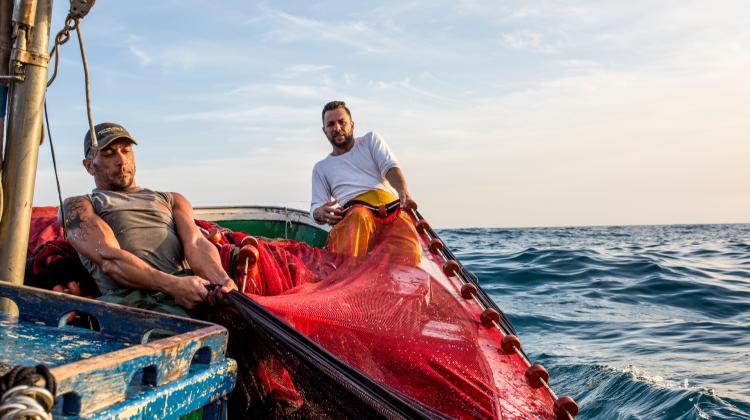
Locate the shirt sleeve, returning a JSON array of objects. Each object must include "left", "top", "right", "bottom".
[
  {"left": 310, "top": 163, "right": 331, "bottom": 219},
  {"left": 367, "top": 132, "right": 400, "bottom": 177}
]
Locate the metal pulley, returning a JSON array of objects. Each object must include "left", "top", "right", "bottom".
[{"left": 69, "top": 0, "right": 96, "bottom": 19}]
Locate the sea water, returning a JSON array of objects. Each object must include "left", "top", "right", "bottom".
[{"left": 440, "top": 224, "right": 750, "bottom": 420}]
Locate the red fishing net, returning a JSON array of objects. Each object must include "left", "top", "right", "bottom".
[
  {"left": 28, "top": 206, "right": 557, "bottom": 419},
  {"left": 204, "top": 206, "right": 556, "bottom": 419}
]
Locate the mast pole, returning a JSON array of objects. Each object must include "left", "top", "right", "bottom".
[
  {"left": 0, "top": 0, "right": 13, "bottom": 159},
  {"left": 1, "top": 0, "right": 15, "bottom": 217},
  {"left": 0, "top": 0, "right": 53, "bottom": 294}
]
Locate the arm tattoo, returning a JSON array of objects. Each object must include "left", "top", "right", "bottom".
[{"left": 64, "top": 197, "right": 91, "bottom": 240}]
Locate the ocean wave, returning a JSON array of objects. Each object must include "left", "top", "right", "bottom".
[{"left": 445, "top": 224, "right": 750, "bottom": 419}]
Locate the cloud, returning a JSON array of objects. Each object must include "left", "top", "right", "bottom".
[
  {"left": 126, "top": 38, "right": 244, "bottom": 73},
  {"left": 229, "top": 83, "right": 330, "bottom": 99},
  {"left": 38, "top": 1, "right": 750, "bottom": 228},
  {"left": 500, "top": 31, "right": 544, "bottom": 50},
  {"left": 163, "top": 105, "right": 317, "bottom": 125},
  {"left": 128, "top": 44, "right": 153, "bottom": 67},
  {"left": 254, "top": 6, "right": 401, "bottom": 54},
  {"left": 272, "top": 64, "right": 332, "bottom": 79},
  {"left": 369, "top": 78, "right": 450, "bottom": 102}
]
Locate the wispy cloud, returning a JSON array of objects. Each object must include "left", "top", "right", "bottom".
[
  {"left": 38, "top": 1, "right": 750, "bottom": 227},
  {"left": 128, "top": 44, "right": 153, "bottom": 67},
  {"left": 272, "top": 64, "right": 332, "bottom": 79},
  {"left": 126, "top": 38, "right": 244, "bottom": 73},
  {"left": 163, "top": 105, "right": 317, "bottom": 124},
  {"left": 369, "top": 78, "right": 451, "bottom": 102},
  {"left": 500, "top": 31, "right": 545, "bottom": 51},
  {"left": 253, "top": 6, "right": 401, "bottom": 54}
]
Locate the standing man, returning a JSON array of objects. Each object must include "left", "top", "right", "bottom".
[
  {"left": 311, "top": 101, "right": 421, "bottom": 264},
  {"left": 63, "top": 122, "right": 235, "bottom": 317}
]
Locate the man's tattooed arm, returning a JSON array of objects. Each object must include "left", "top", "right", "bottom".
[{"left": 63, "top": 196, "right": 92, "bottom": 241}]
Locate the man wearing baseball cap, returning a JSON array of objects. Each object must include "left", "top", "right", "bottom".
[{"left": 63, "top": 122, "right": 236, "bottom": 317}]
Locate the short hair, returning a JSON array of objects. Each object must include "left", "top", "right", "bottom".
[{"left": 321, "top": 100, "right": 352, "bottom": 123}]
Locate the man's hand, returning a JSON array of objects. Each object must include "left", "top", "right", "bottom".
[
  {"left": 314, "top": 199, "right": 345, "bottom": 225},
  {"left": 169, "top": 275, "right": 210, "bottom": 309},
  {"left": 398, "top": 190, "right": 416, "bottom": 210},
  {"left": 217, "top": 276, "right": 238, "bottom": 293}
]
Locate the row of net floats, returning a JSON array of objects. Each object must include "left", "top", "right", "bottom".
[
  {"left": 403, "top": 202, "right": 580, "bottom": 420},
  {"left": 204, "top": 207, "right": 580, "bottom": 419}
]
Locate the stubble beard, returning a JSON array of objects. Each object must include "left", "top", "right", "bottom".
[
  {"left": 328, "top": 133, "right": 354, "bottom": 151},
  {"left": 94, "top": 162, "right": 136, "bottom": 191}
]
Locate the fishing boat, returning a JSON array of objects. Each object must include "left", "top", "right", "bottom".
[{"left": 0, "top": 1, "right": 579, "bottom": 418}]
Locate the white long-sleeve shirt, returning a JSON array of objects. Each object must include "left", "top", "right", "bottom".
[{"left": 310, "top": 132, "right": 400, "bottom": 217}]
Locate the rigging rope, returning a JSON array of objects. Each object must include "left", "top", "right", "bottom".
[
  {"left": 43, "top": 11, "right": 97, "bottom": 227},
  {"left": 47, "top": 16, "right": 97, "bottom": 148},
  {"left": 74, "top": 23, "right": 96, "bottom": 148},
  {"left": 43, "top": 101, "right": 65, "bottom": 235}
]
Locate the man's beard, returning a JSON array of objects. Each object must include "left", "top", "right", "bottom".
[
  {"left": 328, "top": 133, "right": 354, "bottom": 150},
  {"left": 94, "top": 162, "right": 135, "bottom": 191},
  {"left": 109, "top": 175, "right": 134, "bottom": 191}
]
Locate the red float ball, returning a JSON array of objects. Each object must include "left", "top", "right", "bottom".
[
  {"left": 443, "top": 260, "right": 461, "bottom": 277},
  {"left": 416, "top": 220, "right": 430, "bottom": 235},
  {"left": 460, "top": 283, "right": 477, "bottom": 299},
  {"left": 237, "top": 244, "right": 260, "bottom": 268},
  {"left": 500, "top": 334, "right": 522, "bottom": 354},
  {"left": 429, "top": 239, "right": 444, "bottom": 254},
  {"left": 240, "top": 235, "right": 259, "bottom": 248},
  {"left": 480, "top": 308, "right": 500, "bottom": 328},
  {"left": 525, "top": 364, "right": 549, "bottom": 389},
  {"left": 554, "top": 395, "right": 579, "bottom": 419},
  {"left": 207, "top": 228, "right": 223, "bottom": 245}
]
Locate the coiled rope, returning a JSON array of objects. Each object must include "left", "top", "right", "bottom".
[{"left": 0, "top": 365, "right": 56, "bottom": 420}]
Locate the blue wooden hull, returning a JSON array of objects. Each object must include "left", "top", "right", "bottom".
[{"left": 0, "top": 282, "right": 236, "bottom": 419}]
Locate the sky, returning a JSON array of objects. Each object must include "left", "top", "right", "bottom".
[{"left": 32, "top": 0, "right": 750, "bottom": 228}]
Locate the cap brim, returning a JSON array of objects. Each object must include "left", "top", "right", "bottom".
[{"left": 89, "top": 134, "right": 139, "bottom": 151}]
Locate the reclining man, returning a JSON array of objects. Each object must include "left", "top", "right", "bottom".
[
  {"left": 311, "top": 101, "right": 422, "bottom": 265},
  {"left": 63, "top": 122, "right": 235, "bottom": 318}
]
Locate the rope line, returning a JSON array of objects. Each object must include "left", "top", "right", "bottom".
[
  {"left": 74, "top": 23, "right": 96, "bottom": 148},
  {"left": 43, "top": 101, "right": 65, "bottom": 236},
  {"left": 0, "top": 365, "right": 56, "bottom": 419}
]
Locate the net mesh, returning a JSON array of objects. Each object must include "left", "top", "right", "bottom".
[{"left": 26, "top": 206, "right": 556, "bottom": 419}]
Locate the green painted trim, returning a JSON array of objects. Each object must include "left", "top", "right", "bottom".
[{"left": 215, "top": 219, "right": 328, "bottom": 248}]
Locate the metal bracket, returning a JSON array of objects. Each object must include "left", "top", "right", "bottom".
[
  {"left": 69, "top": 0, "right": 96, "bottom": 19},
  {"left": 11, "top": 48, "right": 49, "bottom": 68},
  {"left": 0, "top": 75, "right": 24, "bottom": 84}
]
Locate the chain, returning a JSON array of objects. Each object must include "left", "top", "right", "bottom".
[{"left": 46, "top": 16, "right": 79, "bottom": 87}]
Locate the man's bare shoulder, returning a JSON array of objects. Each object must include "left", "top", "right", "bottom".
[
  {"left": 63, "top": 195, "right": 93, "bottom": 215},
  {"left": 62, "top": 195, "right": 95, "bottom": 233},
  {"left": 168, "top": 191, "right": 192, "bottom": 208}
]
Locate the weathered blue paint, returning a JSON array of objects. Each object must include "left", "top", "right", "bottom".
[
  {"left": 0, "top": 282, "right": 236, "bottom": 418},
  {"left": 0, "top": 282, "right": 202, "bottom": 343},
  {"left": 0, "top": 317, "right": 128, "bottom": 367},
  {"left": 63, "top": 359, "right": 236, "bottom": 419}
]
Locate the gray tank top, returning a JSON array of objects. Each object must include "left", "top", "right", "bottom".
[{"left": 79, "top": 188, "right": 189, "bottom": 294}]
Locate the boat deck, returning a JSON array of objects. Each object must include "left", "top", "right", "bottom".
[{"left": 0, "top": 282, "right": 236, "bottom": 419}]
